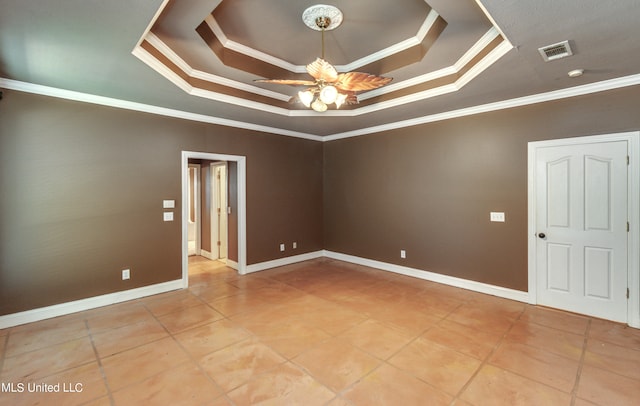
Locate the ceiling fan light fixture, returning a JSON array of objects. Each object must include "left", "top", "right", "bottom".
[
  {"left": 319, "top": 85, "right": 338, "bottom": 104},
  {"left": 255, "top": 4, "right": 392, "bottom": 113},
  {"left": 311, "top": 98, "right": 328, "bottom": 112},
  {"left": 298, "top": 90, "right": 315, "bottom": 107}
]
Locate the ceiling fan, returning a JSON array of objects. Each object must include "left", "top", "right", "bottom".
[{"left": 255, "top": 5, "right": 392, "bottom": 112}]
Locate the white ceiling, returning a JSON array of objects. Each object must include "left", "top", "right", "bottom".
[{"left": 1, "top": 0, "right": 639, "bottom": 140}]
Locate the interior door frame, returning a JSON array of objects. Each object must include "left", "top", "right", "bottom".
[
  {"left": 182, "top": 151, "right": 247, "bottom": 286},
  {"left": 528, "top": 131, "right": 640, "bottom": 328}
]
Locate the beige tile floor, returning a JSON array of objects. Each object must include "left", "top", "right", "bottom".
[{"left": 1, "top": 256, "right": 639, "bottom": 405}]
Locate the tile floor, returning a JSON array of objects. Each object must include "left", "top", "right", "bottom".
[{"left": 1, "top": 256, "right": 639, "bottom": 405}]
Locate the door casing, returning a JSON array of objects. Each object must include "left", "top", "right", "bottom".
[
  {"left": 528, "top": 132, "right": 640, "bottom": 328},
  {"left": 182, "top": 151, "right": 247, "bottom": 287}
]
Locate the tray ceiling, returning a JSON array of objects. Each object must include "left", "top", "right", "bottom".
[{"left": 1, "top": 0, "right": 640, "bottom": 139}]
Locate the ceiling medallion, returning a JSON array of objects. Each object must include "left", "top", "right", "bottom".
[
  {"left": 254, "top": 4, "right": 392, "bottom": 112},
  {"left": 302, "top": 4, "right": 343, "bottom": 31}
]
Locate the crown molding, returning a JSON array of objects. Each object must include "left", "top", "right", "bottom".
[
  {"left": 2, "top": 73, "right": 640, "bottom": 142},
  {"left": 0, "top": 77, "right": 322, "bottom": 141},
  {"left": 323, "top": 73, "right": 640, "bottom": 141}
]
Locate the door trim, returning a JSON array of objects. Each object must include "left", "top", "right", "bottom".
[
  {"left": 181, "top": 151, "right": 247, "bottom": 286},
  {"left": 528, "top": 132, "right": 640, "bottom": 328}
]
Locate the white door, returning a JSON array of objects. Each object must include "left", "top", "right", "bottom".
[
  {"left": 211, "top": 162, "right": 228, "bottom": 260},
  {"left": 535, "top": 140, "right": 628, "bottom": 321},
  {"left": 187, "top": 164, "right": 201, "bottom": 256}
]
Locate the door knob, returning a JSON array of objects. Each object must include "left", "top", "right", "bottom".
[{"left": 538, "top": 233, "right": 546, "bottom": 239}]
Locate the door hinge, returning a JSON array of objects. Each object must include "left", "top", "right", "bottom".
[
  {"left": 217, "top": 241, "right": 221, "bottom": 246},
  {"left": 627, "top": 288, "right": 630, "bottom": 299},
  {"left": 628, "top": 155, "right": 630, "bottom": 165},
  {"left": 628, "top": 222, "right": 631, "bottom": 232}
]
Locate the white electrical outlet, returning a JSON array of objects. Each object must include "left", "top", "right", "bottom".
[
  {"left": 122, "top": 269, "right": 130, "bottom": 280},
  {"left": 162, "top": 200, "right": 175, "bottom": 209},
  {"left": 400, "top": 250, "right": 406, "bottom": 259},
  {"left": 163, "top": 212, "right": 174, "bottom": 222},
  {"left": 490, "top": 212, "right": 506, "bottom": 222},
  {"left": 293, "top": 242, "right": 297, "bottom": 249},
  {"left": 280, "top": 244, "right": 285, "bottom": 252}
]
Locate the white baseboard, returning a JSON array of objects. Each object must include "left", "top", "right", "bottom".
[
  {"left": 226, "top": 259, "right": 239, "bottom": 271},
  {"left": 0, "top": 250, "right": 530, "bottom": 329},
  {"left": 200, "top": 249, "right": 214, "bottom": 260},
  {"left": 0, "top": 280, "right": 183, "bottom": 329},
  {"left": 323, "top": 250, "right": 530, "bottom": 303},
  {"left": 243, "top": 251, "right": 324, "bottom": 274}
]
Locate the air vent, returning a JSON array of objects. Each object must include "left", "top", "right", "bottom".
[{"left": 538, "top": 40, "right": 573, "bottom": 62}]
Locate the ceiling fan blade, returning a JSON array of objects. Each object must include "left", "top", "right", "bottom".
[
  {"left": 306, "top": 58, "right": 339, "bottom": 83},
  {"left": 254, "top": 79, "right": 317, "bottom": 86},
  {"left": 344, "top": 92, "right": 359, "bottom": 105},
  {"left": 336, "top": 72, "right": 392, "bottom": 92}
]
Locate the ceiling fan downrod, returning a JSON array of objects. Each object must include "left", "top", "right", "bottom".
[{"left": 316, "top": 17, "right": 330, "bottom": 59}]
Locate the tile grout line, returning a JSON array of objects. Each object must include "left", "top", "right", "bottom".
[
  {"left": 141, "top": 300, "right": 237, "bottom": 405},
  {"left": 569, "top": 317, "right": 592, "bottom": 406},
  {"left": 449, "top": 305, "right": 526, "bottom": 404},
  {"left": 84, "top": 319, "right": 116, "bottom": 406},
  {"left": 330, "top": 301, "right": 467, "bottom": 402}
]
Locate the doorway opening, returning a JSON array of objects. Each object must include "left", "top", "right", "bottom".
[{"left": 182, "top": 151, "right": 247, "bottom": 287}]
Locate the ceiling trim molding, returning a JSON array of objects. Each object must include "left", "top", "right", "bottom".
[
  {"left": 133, "top": 44, "right": 295, "bottom": 115},
  {"left": 204, "top": 16, "right": 305, "bottom": 74},
  {"left": 203, "top": 7, "right": 442, "bottom": 74},
  {"left": 0, "top": 78, "right": 322, "bottom": 141},
  {"left": 361, "top": 27, "right": 501, "bottom": 101},
  {"left": 323, "top": 73, "right": 640, "bottom": 141},
  {"left": 135, "top": 26, "right": 508, "bottom": 116},
  {"left": 2, "top": 73, "right": 639, "bottom": 142},
  {"left": 144, "top": 33, "right": 290, "bottom": 102}
]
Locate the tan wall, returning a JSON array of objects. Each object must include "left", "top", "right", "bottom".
[
  {"left": 1, "top": 84, "right": 639, "bottom": 316},
  {"left": 323, "top": 85, "right": 640, "bottom": 291},
  {"left": 0, "top": 90, "right": 323, "bottom": 315}
]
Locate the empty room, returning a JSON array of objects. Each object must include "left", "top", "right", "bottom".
[{"left": 1, "top": 0, "right": 639, "bottom": 405}]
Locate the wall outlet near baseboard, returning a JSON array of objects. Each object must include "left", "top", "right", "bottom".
[
  {"left": 293, "top": 242, "right": 297, "bottom": 249},
  {"left": 400, "top": 250, "right": 406, "bottom": 259},
  {"left": 122, "top": 269, "right": 130, "bottom": 280},
  {"left": 280, "top": 244, "right": 285, "bottom": 252}
]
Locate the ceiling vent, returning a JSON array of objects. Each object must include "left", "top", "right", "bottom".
[{"left": 538, "top": 40, "right": 573, "bottom": 62}]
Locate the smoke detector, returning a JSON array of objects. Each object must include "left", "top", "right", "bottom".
[{"left": 538, "top": 40, "right": 573, "bottom": 62}]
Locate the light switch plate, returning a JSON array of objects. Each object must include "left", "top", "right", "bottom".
[
  {"left": 490, "top": 212, "right": 505, "bottom": 222},
  {"left": 163, "top": 200, "right": 175, "bottom": 209},
  {"left": 163, "top": 212, "right": 174, "bottom": 222}
]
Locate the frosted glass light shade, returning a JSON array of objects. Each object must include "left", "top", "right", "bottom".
[
  {"left": 311, "top": 99, "right": 327, "bottom": 112},
  {"left": 335, "top": 93, "right": 348, "bottom": 109},
  {"left": 319, "top": 85, "right": 338, "bottom": 104},
  {"left": 298, "top": 90, "right": 314, "bottom": 107}
]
